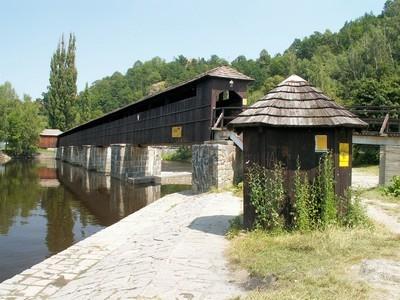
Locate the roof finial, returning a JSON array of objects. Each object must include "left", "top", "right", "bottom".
[{"left": 279, "top": 74, "right": 307, "bottom": 85}]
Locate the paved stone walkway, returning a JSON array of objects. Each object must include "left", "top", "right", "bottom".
[{"left": 0, "top": 192, "right": 243, "bottom": 299}]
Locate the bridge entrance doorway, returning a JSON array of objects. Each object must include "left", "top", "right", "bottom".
[{"left": 212, "top": 90, "right": 244, "bottom": 130}]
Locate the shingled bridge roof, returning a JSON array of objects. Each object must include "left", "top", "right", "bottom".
[{"left": 60, "top": 66, "right": 253, "bottom": 137}]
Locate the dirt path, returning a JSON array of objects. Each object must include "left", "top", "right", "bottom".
[
  {"left": 351, "top": 167, "right": 400, "bottom": 299},
  {"left": 363, "top": 200, "right": 400, "bottom": 234},
  {"left": 352, "top": 167, "right": 379, "bottom": 189},
  {"left": 356, "top": 200, "right": 400, "bottom": 299}
]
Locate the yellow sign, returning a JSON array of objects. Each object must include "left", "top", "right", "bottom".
[
  {"left": 242, "top": 98, "right": 248, "bottom": 105},
  {"left": 171, "top": 126, "right": 182, "bottom": 138},
  {"left": 339, "top": 143, "right": 350, "bottom": 167},
  {"left": 315, "top": 135, "right": 328, "bottom": 152}
]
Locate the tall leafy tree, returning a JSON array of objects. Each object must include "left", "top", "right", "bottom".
[
  {"left": 2, "top": 91, "right": 45, "bottom": 156},
  {"left": 0, "top": 82, "right": 18, "bottom": 143},
  {"left": 45, "top": 34, "right": 77, "bottom": 131}
]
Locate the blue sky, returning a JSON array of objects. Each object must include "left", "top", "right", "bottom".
[{"left": 0, "top": 0, "right": 386, "bottom": 99}]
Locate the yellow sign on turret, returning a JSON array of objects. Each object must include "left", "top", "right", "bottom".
[
  {"left": 339, "top": 143, "right": 350, "bottom": 167},
  {"left": 315, "top": 135, "right": 328, "bottom": 152}
]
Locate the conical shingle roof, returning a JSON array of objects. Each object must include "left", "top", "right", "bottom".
[{"left": 230, "top": 75, "right": 367, "bottom": 128}]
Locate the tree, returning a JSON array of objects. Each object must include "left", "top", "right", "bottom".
[
  {"left": 77, "top": 83, "right": 100, "bottom": 123},
  {"left": 0, "top": 82, "right": 18, "bottom": 142},
  {"left": 44, "top": 33, "right": 78, "bottom": 131},
  {"left": 6, "top": 100, "right": 45, "bottom": 156}
]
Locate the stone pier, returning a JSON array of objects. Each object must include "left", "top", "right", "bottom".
[
  {"left": 93, "top": 146, "right": 111, "bottom": 174},
  {"left": 192, "top": 141, "right": 242, "bottom": 192},
  {"left": 62, "top": 146, "right": 71, "bottom": 163},
  {"left": 56, "top": 144, "right": 162, "bottom": 183},
  {"left": 380, "top": 145, "right": 400, "bottom": 185},
  {"left": 81, "top": 145, "right": 92, "bottom": 169},
  {"left": 111, "top": 144, "right": 161, "bottom": 182},
  {"left": 70, "top": 146, "right": 80, "bottom": 166},
  {"left": 56, "top": 146, "right": 64, "bottom": 160},
  {"left": 110, "top": 144, "right": 128, "bottom": 179}
]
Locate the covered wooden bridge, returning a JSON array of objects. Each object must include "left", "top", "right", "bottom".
[
  {"left": 57, "top": 66, "right": 253, "bottom": 191},
  {"left": 58, "top": 66, "right": 253, "bottom": 147}
]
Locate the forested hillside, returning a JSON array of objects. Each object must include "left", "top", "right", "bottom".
[{"left": 85, "top": 0, "right": 400, "bottom": 117}]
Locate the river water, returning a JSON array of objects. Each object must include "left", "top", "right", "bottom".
[{"left": 0, "top": 159, "right": 191, "bottom": 282}]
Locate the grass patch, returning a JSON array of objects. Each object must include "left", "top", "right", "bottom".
[
  {"left": 359, "top": 187, "right": 399, "bottom": 204},
  {"left": 210, "top": 182, "right": 243, "bottom": 198},
  {"left": 228, "top": 226, "right": 400, "bottom": 299}
]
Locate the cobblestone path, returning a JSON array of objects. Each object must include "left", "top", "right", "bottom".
[{"left": 0, "top": 192, "right": 243, "bottom": 299}]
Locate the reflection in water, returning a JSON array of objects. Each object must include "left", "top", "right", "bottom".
[
  {"left": 57, "top": 161, "right": 161, "bottom": 225},
  {"left": 0, "top": 160, "right": 190, "bottom": 282}
]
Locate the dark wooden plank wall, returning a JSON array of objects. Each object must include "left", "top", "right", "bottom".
[
  {"left": 60, "top": 95, "right": 210, "bottom": 146},
  {"left": 242, "top": 127, "right": 353, "bottom": 227},
  {"left": 59, "top": 77, "right": 249, "bottom": 147}
]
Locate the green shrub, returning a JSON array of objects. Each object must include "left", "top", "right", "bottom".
[
  {"left": 318, "top": 153, "right": 337, "bottom": 226},
  {"left": 343, "top": 189, "right": 371, "bottom": 227},
  {"left": 161, "top": 146, "right": 191, "bottom": 161},
  {"left": 249, "top": 153, "right": 369, "bottom": 232},
  {"left": 384, "top": 176, "right": 400, "bottom": 197},
  {"left": 293, "top": 161, "right": 311, "bottom": 231},
  {"left": 226, "top": 215, "right": 243, "bottom": 240},
  {"left": 247, "top": 163, "right": 285, "bottom": 231}
]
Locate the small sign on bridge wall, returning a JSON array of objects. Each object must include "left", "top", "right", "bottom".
[{"left": 171, "top": 126, "right": 182, "bottom": 138}]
